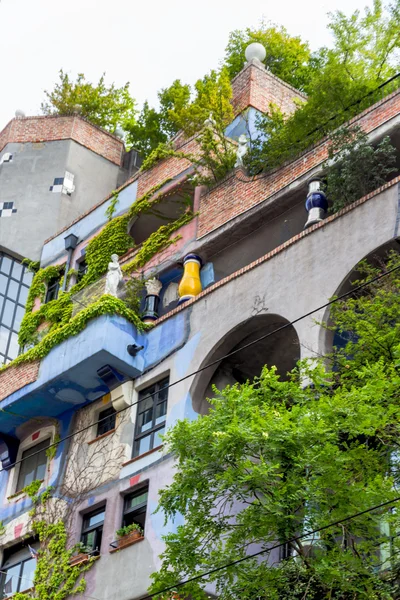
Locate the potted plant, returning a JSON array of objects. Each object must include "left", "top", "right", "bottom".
[
  {"left": 115, "top": 523, "right": 143, "bottom": 547},
  {"left": 70, "top": 542, "right": 91, "bottom": 565}
]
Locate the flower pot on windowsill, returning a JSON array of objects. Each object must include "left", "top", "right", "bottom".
[
  {"left": 117, "top": 529, "right": 143, "bottom": 548},
  {"left": 70, "top": 552, "right": 90, "bottom": 566}
]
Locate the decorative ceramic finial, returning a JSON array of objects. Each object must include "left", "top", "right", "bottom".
[
  {"left": 15, "top": 109, "right": 26, "bottom": 118},
  {"left": 245, "top": 42, "right": 266, "bottom": 64},
  {"left": 304, "top": 179, "right": 328, "bottom": 229}
]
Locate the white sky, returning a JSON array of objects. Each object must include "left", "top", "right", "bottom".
[{"left": 0, "top": 0, "right": 372, "bottom": 129}]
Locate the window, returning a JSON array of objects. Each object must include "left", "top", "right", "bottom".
[
  {"left": 77, "top": 259, "right": 88, "bottom": 282},
  {"left": 0, "top": 543, "right": 38, "bottom": 598},
  {"left": 133, "top": 377, "right": 169, "bottom": 457},
  {"left": 122, "top": 487, "right": 148, "bottom": 531},
  {"left": 45, "top": 277, "right": 60, "bottom": 303},
  {"left": 81, "top": 507, "right": 105, "bottom": 555},
  {"left": 0, "top": 253, "right": 33, "bottom": 364},
  {"left": 96, "top": 406, "right": 116, "bottom": 437},
  {"left": 16, "top": 439, "right": 50, "bottom": 492}
]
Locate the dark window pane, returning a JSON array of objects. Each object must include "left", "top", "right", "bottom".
[
  {"left": 84, "top": 510, "right": 105, "bottom": 529},
  {"left": 125, "top": 490, "right": 148, "bottom": 512},
  {"left": 155, "top": 401, "right": 167, "bottom": 425},
  {"left": 133, "top": 378, "right": 169, "bottom": 458},
  {"left": 123, "top": 488, "right": 148, "bottom": 531},
  {"left": 16, "top": 439, "right": 50, "bottom": 492},
  {"left": 139, "top": 408, "right": 153, "bottom": 433},
  {"left": 134, "top": 434, "right": 151, "bottom": 457},
  {"left": 97, "top": 407, "right": 116, "bottom": 437}
]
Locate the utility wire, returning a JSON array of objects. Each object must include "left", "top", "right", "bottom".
[
  {"left": 2, "top": 260, "right": 400, "bottom": 472},
  {"left": 142, "top": 495, "right": 400, "bottom": 599}
]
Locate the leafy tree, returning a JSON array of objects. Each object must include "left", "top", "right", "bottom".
[
  {"left": 126, "top": 80, "right": 191, "bottom": 156},
  {"left": 224, "top": 21, "right": 316, "bottom": 91},
  {"left": 247, "top": 0, "right": 400, "bottom": 173},
  {"left": 324, "top": 126, "right": 397, "bottom": 214},
  {"left": 41, "top": 70, "right": 136, "bottom": 134},
  {"left": 150, "top": 252, "right": 400, "bottom": 599}
]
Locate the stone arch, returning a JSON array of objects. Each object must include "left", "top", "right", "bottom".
[
  {"left": 318, "top": 239, "right": 400, "bottom": 356},
  {"left": 190, "top": 313, "right": 300, "bottom": 415}
]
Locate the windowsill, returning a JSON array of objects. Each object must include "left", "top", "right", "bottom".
[
  {"left": 7, "top": 480, "right": 44, "bottom": 502},
  {"left": 70, "top": 554, "right": 100, "bottom": 566},
  {"left": 87, "top": 428, "right": 116, "bottom": 445},
  {"left": 109, "top": 535, "right": 145, "bottom": 553},
  {"left": 122, "top": 445, "right": 163, "bottom": 467}
]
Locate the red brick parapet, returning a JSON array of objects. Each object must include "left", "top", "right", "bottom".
[
  {"left": 0, "top": 115, "right": 124, "bottom": 166},
  {"left": 198, "top": 88, "right": 400, "bottom": 238},
  {"left": 231, "top": 60, "right": 307, "bottom": 117},
  {"left": 0, "top": 360, "right": 40, "bottom": 402}
]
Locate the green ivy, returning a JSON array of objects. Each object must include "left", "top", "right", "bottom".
[
  {"left": 141, "top": 144, "right": 188, "bottom": 171},
  {"left": 14, "top": 482, "right": 95, "bottom": 600},
  {"left": 105, "top": 191, "right": 120, "bottom": 221}
]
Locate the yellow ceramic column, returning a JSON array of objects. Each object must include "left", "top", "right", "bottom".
[{"left": 178, "top": 254, "right": 202, "bottom": 304}]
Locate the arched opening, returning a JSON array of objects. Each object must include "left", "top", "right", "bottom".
[
  {"left": 191, "top": 314, "right": 300, "bottom": 415},
  {"left": 319, "top": 239, "right": 400, "bottom": 356}
]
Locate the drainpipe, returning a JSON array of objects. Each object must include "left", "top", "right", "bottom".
[{"left": 62, "top": 233, "right": 79, "bottom": 292}]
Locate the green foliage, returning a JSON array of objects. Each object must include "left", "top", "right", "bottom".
[
  {"left": 324, "top": 126, "right": 397, "bottom": 213},
  {"left": 150, "top": 252, "right": 400, "bottom": 599},
  {"left": 248, "top": 0, "right": 400, "bottom": 173},
  {"left": 116, "top": 523, "right": 143, "bottom": 538},
  {"left": 41, "top": 70, "right": 136, "bottom": 134},
  {"left": 126, "top": 80, "right": 191, "bottom": 157},
  {"left": 46, "top": 435, "right": 60, "bottom": 461},
  {"left": 141, "top": 143, "right": 187, "bottom": 171},
  {"left": 224, "top": 20, "right": 315, "bottom": 90},
  {"left": 105, "top": 192, "right": 120, "bottom": 221},
  {"left": 22, "top": 259, "right": 40, "bottom": 273},
  {"left": 23, "top": 480, "right": 43, "bottom": 500}
]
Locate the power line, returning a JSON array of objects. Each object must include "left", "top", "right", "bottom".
[
  {"left": 2, "top": 259, "right": 400, "bottom": 473},
  {"left": 143, "top": 495, "right": 400, "bottom": 599}
]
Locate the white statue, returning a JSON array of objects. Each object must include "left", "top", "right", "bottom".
[
  {"left": 235, "top": 134, "right": 248, "bottom": 167},
  {"left": 204, "top": 112, "right": 216, "bottom": 129},
  {"left": 145, "top": 277, "right": 162, "bottom": 297},
  {"left": 105, "top": 254, "right": 123, "bottom": 297}
]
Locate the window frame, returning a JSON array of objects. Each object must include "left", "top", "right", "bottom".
[
  {"left": 15, "top": 438, "right": 50, "bottom": 493},
  {"left": 44, "top": 277, "right": 60, "bottom": 304},
  {"left": 122, "top": 486, "right": 148, "bottom": 531},
  {"left": 96, "top": 406, "right": 116, "bottom": 438},
  {"left": 80, "top": 506, "right": 106, "bottom": 555},
  {"left": 133, "top": 377, "right": 169, "bottom": 458},
  {"left": 0, "top": 544, "right": 38, "bottom": 598}
]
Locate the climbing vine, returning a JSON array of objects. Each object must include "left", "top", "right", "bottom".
[
  {"left": 11, "top": 482, "right": 96, "bottom": 600},
  {"left": 6, "top": 176, "right": 195, "bottom": 372},
  {"left": 105, "top": 191, "right": 120, "bottom": 221}
]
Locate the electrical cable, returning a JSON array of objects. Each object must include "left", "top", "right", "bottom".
[
  {"left": 2, "top": 260, "right": 400, "bottom": 473},
  {"left": 142, "top": 495, "right": 400, "bottom": 599}
]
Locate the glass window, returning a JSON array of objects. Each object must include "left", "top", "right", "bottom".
[
  {"left": 16, "top": 439, "right": 50, "bottom": 492},
  {"left": 0, "top": 543, "right": 38, "bottom": 598},
  {"left": 122, "top": 487, "right": 148, "bottom": 532},
  {"left": 45, "top": 278, "right": 60, "bottom": 303},
  {"left": 96, "top": 406, "right": 116, "bottom": 437},
  {"left": 133, "top": 378, "right": 169, "bottom": 458},
  {"left": 0, "top": 253, "right": 33, "bottom": 365},
  {"left": 77, "top": 259, "right": 88, "bottom": 282},
  {"left": 81, "top": 507, "right": 105, "bottom": 555}
]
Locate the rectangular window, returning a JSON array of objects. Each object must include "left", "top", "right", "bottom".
[
  {"left": 96, "top": 406, "right": 116, "bottom": 437},
  {"left": 45, "top": 277, "right": 60, "bottom": 303},
  {"left": 16, "top": 439, "right": 50, "bottom": 492},
  {"left": 77, "top": 260, "right": 88, "bottom": 282},
  {"left": 122, "top": 487, "right": 148, "bottom": 532},
  {"left": 133, "top": 377, "right": 169, "bottom": 458},
  {"left": 0, "top": 543, "right": 38, "bottom": 598},
  {"left": 81, "top": 507, "right": 105, "bottom": 555}
]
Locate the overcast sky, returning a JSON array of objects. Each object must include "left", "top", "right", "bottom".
[{"left": 0, "top": 0, "right": 373, "bottom": 129}]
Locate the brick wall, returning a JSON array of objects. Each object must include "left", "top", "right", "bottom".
[
  {"left": 231, "top": 61, "right": 307, "bottom": 117},
  {"left": 0, "top": 361, "right": 40, "bottom": 402},
  {"left": 198, "top": 88, "right": 400, "bottom": 238},
  {"left": 0, "top": 116, "right": 124, "bottom": 166}
]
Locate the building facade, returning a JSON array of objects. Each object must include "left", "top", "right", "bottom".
[{"left": 0, "top": 49, "right": 400, "bottom": 599}]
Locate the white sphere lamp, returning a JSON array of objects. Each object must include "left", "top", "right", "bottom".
[
  {"left": 15, "top": 109, "right": 26, "bottom": 118},
  {"left": 245, "top": 42, "right": 266, "bottom": 64}
]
